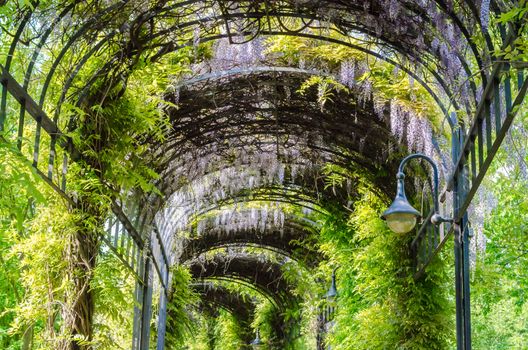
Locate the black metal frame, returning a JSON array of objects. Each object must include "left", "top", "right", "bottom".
[
  {"left": 1, "top": 2, "right": 526, "bottom": 349},
  {"left": 410, "top": 24, "right": 528, "bottom": 349}
]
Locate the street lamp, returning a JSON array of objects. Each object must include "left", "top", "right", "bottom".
[
  {"left": 382, "top": 153, "right": 452, "bottom": 234},
  {"left": 250, "top": 329, "right": 263, "bottom": 349},
  {"left": 325, "top": 268, "right": 338, "bottom": 300}
]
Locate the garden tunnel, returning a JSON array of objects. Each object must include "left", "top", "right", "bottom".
[{"left": 0, "top": 1, "right": 527, "bottom": 350}]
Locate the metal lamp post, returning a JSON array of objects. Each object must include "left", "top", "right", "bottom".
[
  {"left": 382, "top": 152, "right": 473, "bottom": 349},
  {"left": 381, "top": 153, "right": 452, "bottom": 233}
]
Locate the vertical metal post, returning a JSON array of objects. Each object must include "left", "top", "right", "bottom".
[
  {"left": 132, "top": 255, "right": 145, "bottom": 350},
  {"left": 156, "top": 264, "right": 169, "bottom": 350},
  {"left": 140, "top": 253, "right": 153, "bottom": 350},
  {"left": 132, "top": 249, "right": 154, "bottom": 350},
  {"left": 453, "top": 127, "right": 472, "bottom": 350},
  {"left": 316, "top": 310, "right": 325, "bottom": 350}
]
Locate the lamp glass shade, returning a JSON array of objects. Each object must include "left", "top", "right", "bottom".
[
  {"left": 384, "top": 212, "right": 418, "bottom": 234},
  {"left": 382, "top": 175, "right": 421, "bottom": 234},
  {"left": 325, "top": 271, "right": 338, "bottom": 299}
]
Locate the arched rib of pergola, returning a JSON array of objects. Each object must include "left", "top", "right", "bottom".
[
  {"left": 192, "top": 280, "right": 297, "bottom": 346},
  {"left": 180, "top": 219, "right": 320, "bottom": 264},
  {"left": 193, "top": 282, "right": 256, "bottom": 329},
  {"left": 156, "top": 177, "right": 356, "bottom": 231},
  {"left": 3, "top": 0, "right": 505, "bottom": 135},
  {"left": 187, "top": 253, "right": 299, "bottom": 311},
  {"left": 153, "top": 69, "right": 442, "bottom": 198}
]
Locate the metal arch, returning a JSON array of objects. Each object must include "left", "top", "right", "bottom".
[
  {"left": 77, "top": 27, "right": 455, "bottom": 122},
  {"left": 1, "top": 4, "right": 33, "bottom": 72},
  {"left": 192, "top": 282, "right": 256, "bottom": 325},
  {"left": 161, "top": 187, "right": 331, "bottom": 238},
  {"left": 330, "top": 0, "right": 490, "bottom": 75},
  {"left": 0, "top": 7, "right": 33, "bottom": 131},
  {"left": 153, "top": 177, "right": 329, "bottom": 229},
  {"left": 187, "top": 256, "right": 299, "bottom": 311},
  {"left": 187, "top": 191, "right": 327, "bottom": 216},
  {"left": 36, "top": 2, "right": 129, "bottom": 108},
  {"left": 157, "top": 148, "right": 389, "bottom": 200},
  {"left": 174, "top": 66, "right": 328, "bottom": 88},
  {"left": 203, "top": 276, "right": 290, "bottom": 313},
  {"left": 185, "top": 242, "right": 310, "bottom": 263},
  {"left": 187, "top": 208, "right": 321, "bottom": 233},
  {"left": 22, "top": 3, "right": 77, "bottom": 91},
  {"left": 180, "top": 223, "right": 320, "bottom": 263},
  {"left": 189, "top": 242, "right": 295, "bottom": 259},
  {"left": 158, "top": 132, "right": 381, "bottom": 172},
  {"left": 54, "top": 2, "right": 480, "bottom": 124},
  {"left": 155, "top": 197, "right": 325, "bottom": 247},
  {"left": 167, "top": 65, "right": 449, "bottom": 161},
  {"left": 172, "top": 65, "right": 447, "bottom": 120},
  {"left": 155, "top": 139, "right": 406, "bottom": 207},
  {"left": 200, "top": 276, "right": 285, "bottom": 311},
  {"left": 158, "top": 156, "right": 336, "bottom": 188},
  {"left": 3, "top": 0, "right": 497, "bottom": 134},
  {"left": 157, "top": 153, "right": 363, "bottom": 200}
]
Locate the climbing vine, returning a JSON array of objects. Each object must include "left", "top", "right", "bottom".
[{"left": 0, "top": 1, "right": 527, "bottom": 350}]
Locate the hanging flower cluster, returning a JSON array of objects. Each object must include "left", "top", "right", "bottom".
[
  {"left": 154, "top": 140, "right": 328, "bottom": 253},
  {"left": 141, "top": 0, "right": 494, "bottom": 269},
  {"left": 196, "top": 206, "right": 287, "bottom": 236}
]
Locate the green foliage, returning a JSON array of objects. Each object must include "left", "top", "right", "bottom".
[
  {"left": 318, "top": 189, "right": 453, "bottom": 350},
  {"left": 265, "top": 35, "right": 443, "bottom": 127},
  {"left": 9, "top": 200, "right": 77, "bottom": 349},
  {"left": 91, "top": 251, "right": 136, "bottom": 349},
  {"left": 298, "top": 76, "right": 348, "bottom": 110},
  {"left": 265, "top": 35, "right": 364, "bottom": 68},
  {"left": 0, "top": 140, "right": 48, "bottom": 349},
  {"left": 470, "top": 146, "right": 528, "bottom": 348},
  {"left": 252, "top": 299, "right": 280, "bottom": 348},
  {"left": 212, "top": 311, "right": 245, "bottom": 350},
  {"left": 165, "top": 265, "right": 198, "bottom": 348},
  {"left": 496, "top": 1, "right": 528, "bottom": 63}
]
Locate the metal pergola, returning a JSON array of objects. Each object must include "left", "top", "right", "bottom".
[{"left": 1, "top": 1, "right": 527, "bottom": 349}]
